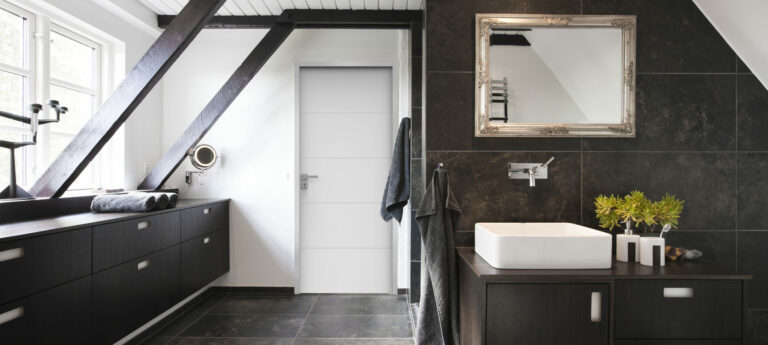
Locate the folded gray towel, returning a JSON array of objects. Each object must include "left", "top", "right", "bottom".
[
  {"left": 165, "top": 193, "right": 178, "bottom": 208},
  {"left": 152, "top": 193, "right": 170, "bottom": 210},
  {"left": 91, "top": 194, "right": 157, "bottom": 213}
]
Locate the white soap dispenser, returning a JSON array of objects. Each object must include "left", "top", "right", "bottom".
[{"left": 616, "top": 220, "right": 640, "bottom": 263}]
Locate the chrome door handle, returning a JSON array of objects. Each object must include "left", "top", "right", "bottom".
[
  {"left": 300, "top": 173, "right": 319, "bottom": 190},
  {"left": 590, "top": 292, "right": 602, "bottom": 323}
]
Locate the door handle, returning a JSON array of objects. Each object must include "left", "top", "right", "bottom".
[
  {"left": 137, "top": 221, "right": 151, "bottom": 230},
  {"left": 0, "top": 247, "right": 24, "bottom": 263},
  {"left": 590, "top": 292, "right": 602, "bottom": 323},
  {"left": 137, "top": 260, "right": 150, "bottom": 271},
  {"left": 0, "top": 307, "right": 23, "bottom": 325},
  {"left": 203, "top": 208, "right": 211, "bottom": 214},
  {"left": 300, "top": 174, "right": 319, "bottom": 190},
  {"left": 203, "top": 237, "right": 211, "bottom": 244},
  {"left": 664, "top": 287, "right": 694, "bottom": 298}
]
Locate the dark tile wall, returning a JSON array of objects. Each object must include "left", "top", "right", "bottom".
[
  {"left": 423, "top": 0, "right": 768, "bottom": 343},
  {"left": 409, "top": 19, "right": 425, "bottom": 304}
]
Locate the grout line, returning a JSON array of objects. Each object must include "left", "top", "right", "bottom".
[
  {"left": 163, "top": 295, "right": 226, "bottom": 343},
  {"left": 636, "top": 72, "right": 740, "bottom": 75},
  {"left": 290, "top": 294, "right": 319, "bottom": 345},
  {"left": 735, "top": 68, "right": 740, "bottom": 272},
  {"left": 580, "top": 138, "right": 584, "bottom": 225}
]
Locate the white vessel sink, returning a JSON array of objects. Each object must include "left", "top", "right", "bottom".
[{"left": 474, "top": 222, "right": 612, "bottom": 269}]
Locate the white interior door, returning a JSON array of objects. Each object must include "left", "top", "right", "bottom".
[{"left": 299, "top": 67, "right": 394, "bottom": 294}]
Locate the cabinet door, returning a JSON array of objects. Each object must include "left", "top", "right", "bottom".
[
  {"left": 92, "top": 245, "right": 181, "bottom": 345},
  {"left": 181, "top": 229, "right": 229, "bottom": 297},
  {"left": 93, "top": 211, "right": 180, "bottom": 272},
  {"left": 486, "top": 283, "right": 609, "bottom": 345},
  {"left": 0, "top": 276, "right": 91, "bottom": 345}
]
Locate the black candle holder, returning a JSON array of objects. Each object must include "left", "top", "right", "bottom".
[{"left": 0, "top": 100, "right": 68, "bottom": 199}]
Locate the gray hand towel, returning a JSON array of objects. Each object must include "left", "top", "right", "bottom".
[
  {"left": 165, "top": 193, "right": 178, "bottom": 208},
  {"left": 152, "top": 193, "right": 170, "bottom": 210},
  {"left": 91, "top": 194, "right": 157, "bottom": 213},
  {"left": 381, "top": 117, "right": 411, "bottom": 222},
  {"left": 415, "top": 168, "right": 461, "bottom": 345}
]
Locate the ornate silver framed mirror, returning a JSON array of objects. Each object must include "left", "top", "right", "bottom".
[{"left": 475, "top": 14, "right": 637, "bottom": 137}]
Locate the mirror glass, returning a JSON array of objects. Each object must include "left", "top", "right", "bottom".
[
  {"left": 476, "top": 15, "right": 636, "bottom": 137},
  {"left": 191, "top": 144, "right": 217, "bottom": 170}
]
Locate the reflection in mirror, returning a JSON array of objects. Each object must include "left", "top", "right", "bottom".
[{"left": 476, "top": 15, "right": 636, "bottom": 137}]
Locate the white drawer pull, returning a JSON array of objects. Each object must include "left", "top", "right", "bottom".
[
  {"left": 590, "top": 292, "right": 602, "bottom": 323},
  {"left": 0, "top": 248, "right": 24, "bottom": 263},
  {"left": 137, "top": 260, "right": 150, "bottom": 271},
  {"left": 203, "top": 208, "right": 211, "bottom": 214},
  {"left": 203, "top": 237, "right": 211, "bottom": 244},
  {"left": 664, "top": 287, "right": 694, "bottom": 298},
  {"left": 137, "top": 221, "right": 151, "bottom": 230},
  {"left": 0, "top": 307, "right": 23, "bottom": 325}
]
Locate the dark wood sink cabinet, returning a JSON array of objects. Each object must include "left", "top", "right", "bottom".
[
  {"left": 458, "top": 247, "right": 750, "bottom": 345},
  {"left": 0, "top": 199, "right": 229, "bottom": 345}
]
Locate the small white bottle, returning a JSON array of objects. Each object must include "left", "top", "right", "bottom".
[{"left": 616, "top": 221, "right": 640, "bottom": 263}]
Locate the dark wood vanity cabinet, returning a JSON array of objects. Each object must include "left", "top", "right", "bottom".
[
  {"left": 458, "top": 248, "right": 750, "bottom": 345},
  {"left": 0, "top": 199, "right": 229, "bottom": 345}
]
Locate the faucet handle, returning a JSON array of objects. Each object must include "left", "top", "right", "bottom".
[{"left": 541, "top": 156, "right": 555, "bottom": 168}]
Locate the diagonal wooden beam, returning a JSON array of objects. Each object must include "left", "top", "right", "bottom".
[
  {"left": 29, "top": 0, "right": 226, "bottom": 198},
  {"left": 137, "top": 22, "right": 296, "bottom": 190}
]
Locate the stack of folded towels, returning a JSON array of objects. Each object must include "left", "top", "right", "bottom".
[{"left": 90, "top": 192, "right": 179, "bottom": 213}]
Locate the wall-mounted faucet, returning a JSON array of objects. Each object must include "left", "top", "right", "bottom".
[{"left": 508, "top": 157, "right": 555, "bottom": 187}]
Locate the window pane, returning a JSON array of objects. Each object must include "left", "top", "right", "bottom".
[
  {"left": 0, "top": 131, "right": 24, "bottom": 189},
  {"left": 0, "top": 70, "right": 24, "bottom": 127},
  {"left": 50, "top": 31, "right": 94, "bottom": 88},
  {"left": 0, "top": 8, "right": 24, "bottom": 68},
  {"left": 48, "top": 134, "right": 94, "bottom": 189},
  {"left": 49, "top": 84, "right": 93, "bottom": 134}
]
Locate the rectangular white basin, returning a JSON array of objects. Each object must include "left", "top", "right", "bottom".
[{"left": 475, "top": 222, "right": 612, "bottom": 269}]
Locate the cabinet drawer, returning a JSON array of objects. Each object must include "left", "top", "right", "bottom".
[
  {"left": 181, "top": 202, "right": 228, "bottom": 241},
  {"left": 615, "top": 280, "right": 742, "bottom": 339},
  {"left": 0, "top": 276, "right": 91, "bottom": 345},
  {"left": 93, "top": 211, "right": 180, "bottom": 272},
  {"left": 93, "top": 245, "right": 181, "bottom": 345},
  {"left": 181, "top": 229, "right": 229, "bottom": 296},
  {"left": 0, "top": 228, "right": 91, "bottom": 305}
]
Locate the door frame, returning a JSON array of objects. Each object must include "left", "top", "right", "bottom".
[{"left": 293, "top": 62, "right": 401, "bottom": 294}]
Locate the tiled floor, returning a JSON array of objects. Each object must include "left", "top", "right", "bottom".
[{"left": 137, "top": 292, "right": 415, "bottom": 345}]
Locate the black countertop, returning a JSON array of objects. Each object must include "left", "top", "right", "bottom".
[
  {"left": 457, "top": 247, "right": 751, "bottom": 282},
  {"left": 0, "top": 199, "right": 229, "bottom": 243}
]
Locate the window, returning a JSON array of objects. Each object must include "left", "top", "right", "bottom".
[{"left": 0, "top": 2, "right": 109, "bottom": 192}]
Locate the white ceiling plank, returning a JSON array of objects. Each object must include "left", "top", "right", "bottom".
[
  {"left": 232, "top": 0, "right": 259, "bottom": 15},
  {"left": 363, "top": 0, "right": 377, "bottom": 10},
  {"left": 334, "top": 0, "right": 351, "bottom": 10},
  {"left": 161, "top": 0, "right": 182, "bottom": 13},
  {"left": 304, "top": 0, "right": 322, "bottom": 10},
  {"left": 320, "top": 0, "right": 336, "bottom": 10},
  {"left": 138, "top": 0, "right": 168, "bottom": 15},
  {"left": 350, "top": 0, "right": 365, "bottom": 9},
  {"left": 291, "top": 0, "right": 310, "bottom": 9},
  {"left": 405, "top": 0, "right": 422, "bottom": 10},
  {"left": 277, "top": 0, "right": 297, "bottom": 10},
  {"left": 393, "top": 0, "right": 407, "bottom": 10},
  {"left": 262, "top": 0, "right": 284, "bottom": 14},
  {"left": 379, "top": 0, "right": 394, "bottom": 10},
  {"left": 247, "top": 0, "right": 274, "bottom": 15},
  {"left": 222, "top": 1, "right": 245, "bottom": 15}
]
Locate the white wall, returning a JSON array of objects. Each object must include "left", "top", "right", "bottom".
[
  {"left": 160, "top": 29, "right": 406, "bottom": 288},
  {"left": 14, "top": 0, "right": 165, "bottom": 190}
]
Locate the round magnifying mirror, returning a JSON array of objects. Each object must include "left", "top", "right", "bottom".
[{"left": 190, "top": 144, "right": 217, "bottom": 170}]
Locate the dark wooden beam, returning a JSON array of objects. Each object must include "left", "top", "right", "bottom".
[
  {"left": 138, "top": 22, "right": 296, "bottom": 190},
  {"left": 157, "top": 10, "right": 423, "bottom": 29},
  {"left": 29, "top": 0, "right": 226, "bottom": 198}
]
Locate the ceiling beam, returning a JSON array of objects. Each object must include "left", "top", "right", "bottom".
[
  {"left": 29, "top": 0, "right": 227, "bottom": 198},
  {"left": 157, "top": 10, "right": 423, "bottom": 29},
  {"left": 138, "top": 21, "right": 296, "bottom": 190}
]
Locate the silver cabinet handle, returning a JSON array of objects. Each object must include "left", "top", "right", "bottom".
[
  {"left": 0, "top": 307, "right": 23, "bottom": 325},
  {"left": 203, "top": 237, "right": 211, "bottom": 244},
  {"left": 203, "top": 208, "right": 211, "bottom": 214},
  {"left": 137, "top": 260, "right": 150, "bottom": 271},
  {"left": 664, "top": 287, "right": 694, "bottom": 298},
  {"left": 590, "top": 292, "right": 602, "bottom": 323},
  {"left": 0, "top": 247, "right": 24, "bottom": 263},
  {"left": 137, "top": 221, "right": 151, "bottom": 230}
]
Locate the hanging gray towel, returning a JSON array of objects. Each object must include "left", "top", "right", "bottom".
[
  {"left": 380, "top": 117, "right": 411, "bottom": 222},
  {"left": 91, "top": 194, "right": 157, "bottom": 213},
  {"left": 415, "top": 168, "right": 461, "bottom": 345}
]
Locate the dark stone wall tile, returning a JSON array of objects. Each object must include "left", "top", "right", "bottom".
[
  {"left": 425, "top": 73, "right": 473, "bottom": 150},
  {"left": 747, "top": 309, "right": 768, "bottom": 344},
  {"left": 455, "top": 231, "right": 475, "bottom": 247},
  {"left": 410, "top": 110, "right": 423, "bottom": 158},
  {"left": 409, "top": 261, "right": 420, "bottom": 303},
  {"left": 425, "top": 0, "right": 474, "bottom": 71},
  {"left": 474, "top": 0, "right": 581, "bottom": 13},
  {"left": 410, "top": 159, "right": 424, "bottom": 207},
  {"left": 411, "top": 20, "right": 423, "bottom": 58},
  {"left": 582, "top": 152, "right": 736, "bottom": 230},
  {"left": 412, "top": 58, "right": 422, "bottom": 108},
  {"left": 583, "top": 0, "right": 735, "bottom": 73},
  {"left": 738, "top": 74, "right": 768, "bottom": 151},
  {"left": 738, "top": 153, "right": 768, "bottom": 229},
  {"left": 583, "top": 75, "right": 736, "bottom": 151},
  {"left": 665, "top": 231, "right": 736, "bottom": 270},
  {"left": 410, "top": 211, "right": 421, "bottom": 260},
  {"left": 472, "top": 137, "right": 582, "bottom": 152},
  {"left": 738, "top": 58, "right": 752, "bottom": 74},
  {"left": 739, "top": 231, "right": 768, "bottom": 308},
  {"left": 427, "top": 151, "right": 582, "bottom": 231}
]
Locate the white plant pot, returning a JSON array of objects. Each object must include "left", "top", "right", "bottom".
[
  {"left": 640, "top": 237, "right": 665, "bottom": 267},
  {"left": 616, "top": 234, "right": 640, "bottom": 263}
]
